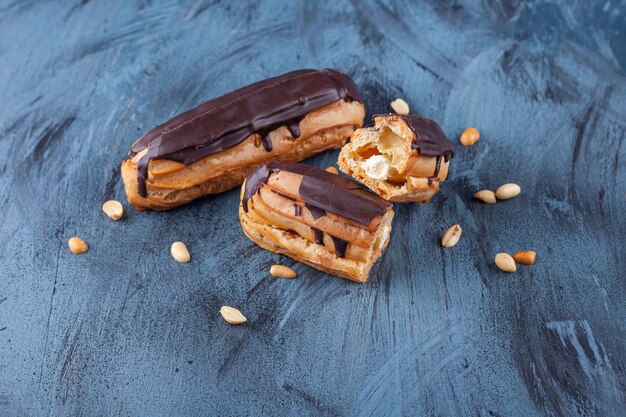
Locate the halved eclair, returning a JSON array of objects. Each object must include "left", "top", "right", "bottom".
[
  {"left": 121, "top": 69, "right": 365, "bottom": 211},
  {"left": 239, "top": 162, "right": 394, "bottom": 283},
  {"left": 338, "top": 114, "right": 454, "bottom": 203}
]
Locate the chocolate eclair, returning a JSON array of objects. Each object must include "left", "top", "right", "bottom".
[
  {"left": 239, "top": 162, "right": 394, "bottom": 283},
  {"left": 338, "top": 114, "right": 454, "bottom": 203},
  {"left": 122, "top": 69, "right": 365, "bottom": 210}
]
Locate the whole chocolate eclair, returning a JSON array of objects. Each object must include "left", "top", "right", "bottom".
[{"left": 122, "top": 69, "right": 365, "bottom": 211}]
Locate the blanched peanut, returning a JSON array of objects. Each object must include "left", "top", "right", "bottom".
[
  {"left": 441, "top": 224, "right": 462, "bottom": 248},
  {"left": 390, "top": 98, "right": 410, "bottom": 115},
  {"left": 496, "top": 183, "right": 521, "bottom": 200},
  {"left": 220, "top": 306, "right": 247, "bottom": 325},
  {"left": 68, "top": 237, "right": 88, "bottom": 254},
  {"left": 473, "top": 190, "right": 496, "bottom": 204},
  {"left": 171, "top": 241, "right": 190, "bottom": 263},
  {"left": 102, "top": 200, "right": 124, "bottom": 220},
  {"left": 325, "top": 166, "right": 339, "bottom": 174},
  {"left": 270, "top": 265, "right": 297, "bottom": 278},
  {"left": 495, "top": 253, "right": 516, "bottom": 272}
]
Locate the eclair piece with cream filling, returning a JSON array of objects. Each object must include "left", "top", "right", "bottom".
[
  {"left": 239, "top": 162, "right": 394, "bottom": 283},
  {"left": 338, "top": 114, "right": 454, "bottom": 203}
]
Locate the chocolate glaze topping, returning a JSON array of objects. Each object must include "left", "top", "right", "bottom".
[
  {"left": 433, "top": 155, "right": 443, "bottom": 177},
  {"left": 305, "top": 203, "right": 325, "bottom": 220},
  {"left": 243, "top": 162, "right": 390, "bottom": 226},
  {"left": 330, "top": 235, "right": 349, "bottom": 258},
  {"left": 312, "top": 228, "right": 324, "bottom": 245},
  {"left": 402, "top": 115, "right": 454, "bottom": 160},
  {"left": 271, "top": 189, "right": 296, "bottom": 201},
  {"left": 242, "top": 165, "right": 271, "bottom": 212},
  {"left": 130, "top": 69, "right": 362, "bottom": 197}
]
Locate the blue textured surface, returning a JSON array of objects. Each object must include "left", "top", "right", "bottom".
[{"left": 0, "top": 1, "right": 625, "bottom": 416}]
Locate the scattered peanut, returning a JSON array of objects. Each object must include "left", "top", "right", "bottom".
[
  {"left": 325, "top": 166, "right": 339, "bottom": 174},
  {"left": 473, "top": 190, "right": 496, "bottom": 204},
  {"left": 495, "top": 183, "right": 521, "bottom": 200},
  {"left": 390, "top": 98, "right": 410, "bottom": 115},
  {"left": 170, "top": 241, "right": 190, "bottom": 263},
  {"left": 513, "top": 250, "right": 537, "bottom": 265},
  {"left": 220, "top": 306, "right": 247, "bottom": 325},
  {"left": 460, "top": 127, "right": 480, "bottom": 147},
  {"left": 495, "top": 253, "right": 516, "bottom": 272},
  {"left": 441, "top": 224, "right": 462, "bottom": 248},
  {"left": 270, "top": 264, "right": 297, "bottom": 279},
  {"left": 68, "top": 237, "right": 88, "bottom": 254},
  {"left": 102, "top": 200, "right": 124, "bottom": 220}
]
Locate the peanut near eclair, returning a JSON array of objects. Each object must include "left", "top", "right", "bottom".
[
  {"left": 338, "top": 114, "right": 454, "bottom": 203},
  {"left": 239, "top": 162, "right": 394, "bottom": 283},
  {"left": 121, "top": 69, "right": 365, "bottom": 210}
]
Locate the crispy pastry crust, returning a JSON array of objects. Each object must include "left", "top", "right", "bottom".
[
  {"left": 122, "top": 100, "right": 365, "bottom": 210},
  {"left": 338, "top": 115, "right": 452, "bottom": 203},
  {"left": 238, "top": 169, "right": 394, "bottom": 283}
]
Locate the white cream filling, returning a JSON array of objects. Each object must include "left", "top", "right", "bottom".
[
  {"left": 377, "top": 225, "right": 391, "bottom": 249},
  {"left": 362, "top": 155, "right": 392, "bottom": 180}
]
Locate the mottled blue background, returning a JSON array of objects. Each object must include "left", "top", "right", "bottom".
[{"left": 0, "top": 1, "right": 625, "bottom": 416}]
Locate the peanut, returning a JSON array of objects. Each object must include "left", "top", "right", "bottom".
[
  {"left": 460, "top": 127, "right": 480, "bottom": 147},
  {"left": 325, "top": 166, "right": 339, "bottom": 174},
  {"left": 68, "top": 237, "right": 88, "bottom": 254},
  {"left": 473, "top": 190, "right": 496, "bottom": 204},
  {"left": 513, "top": 250, "right": 536, "bottom": 265},
  {"left": 495, "top": 253, "right": 516, "bottom": 272},
  {"left": 270, "top": 264, "right": 297, "bottom": 279},
  {"left": 102, "top": 200, "right": 124, "bottom": 220},
  {"left": 495, "top": 183, "right": 521, "bottom": 200},
  {"left": 441, "top": 224, "right": 462, "bottom": 248},
  {"left": 390, "top": 98, "right": 410, "bottom": 115},
  {"left": 220, "top": 306, "right": 247, "bottom": 325},
  {"left": 170, "top": 241, "right": 190, "bottom": 263}
]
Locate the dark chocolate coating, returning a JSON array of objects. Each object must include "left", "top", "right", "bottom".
[
  {"left": 312, "top": 228, "right": 324, "bottom": 245},
  {"left": 330, "top": 235, "right": 349, "bottom": 258},
  {"left": 242, "top": 164, "right": 271, "bottom": 213},
  {"left": 130, "top": 69, "right": 362, "bottom": 197},
  {"left": 271, "top": 189, "right": 296, "bottom": 201},
  {"left": 305, "top": 203, "right": 325, "bottom": 220},
  {"left": 403, "top": 115, "right": 454, "bottom": 159},
  {"left": 374, "top": 114, "right": 454, "bottom": 160},
  {"left": 242, "top": 162, "right": 390, "bottom": 226}
]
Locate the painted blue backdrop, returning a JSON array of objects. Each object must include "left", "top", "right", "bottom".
[{"left": 0, "top": 1, "right": 625, "bottom": 416}]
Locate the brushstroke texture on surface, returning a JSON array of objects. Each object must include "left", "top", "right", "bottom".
[{"left": 0, "top": 1, "right": 624, "bottom": 416}]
